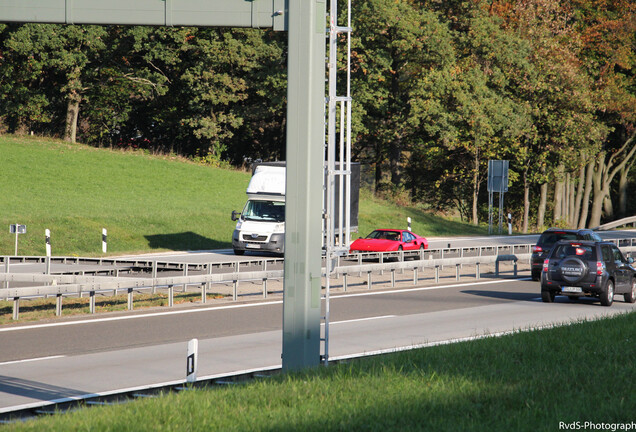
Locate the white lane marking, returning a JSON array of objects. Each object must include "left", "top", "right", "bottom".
[
  {"left": 0, "top": 301, "right": 282, "bottom": 333},
  {"left": 0, "top": 278, "right": 531, "bottom": 333},
  {"left": 331, "top": 278, "right": 531, "bottom": 299},
  {"left": 0, "top": 355, "right": 65, "bottom": 366},
  {"left": 328, "top": 315, "right": 396, "bottom": 325}
]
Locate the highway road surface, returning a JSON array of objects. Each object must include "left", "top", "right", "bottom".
[{"left": 2, "top": 274, "right": 635, "bottom": 414}]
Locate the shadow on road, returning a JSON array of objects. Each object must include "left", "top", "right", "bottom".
[
  {"left": 145, "top": 232, "right": 229, "bottom": 251},
  {"left": 0, "top": 375, "right": 86, "bottom": 403},
  {"left": 460, "top": 289, "right": 538, "bottom": 302}
]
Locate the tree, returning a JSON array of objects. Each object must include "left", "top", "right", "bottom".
[{"left": 3, "top": 24, "right": 107, "bottom": 142}]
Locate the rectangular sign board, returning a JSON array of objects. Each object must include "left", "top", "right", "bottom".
[
  {"left": 9, "top": 224, "right": 26, "bottom": 234},
  {"left": 0, "top": 0, "right": 287, "bottom": 30},
  {"left": 487, "top": 160, "right": 509, "bottom": 193}
]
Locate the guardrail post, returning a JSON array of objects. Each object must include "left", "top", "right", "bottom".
[
  {"left": 169, "top": 285, "right": 174, "bottom": 307},
  {"left": 127, "top": 288, "right": 133, "bottom": 310},
  {"left": 391, "top": 269, "right": 395, "bottom": 288},
  {"left": 90, "top": 291, "right": 96, "bottom": 314},
  {"left": 514, "top": 260, "right": 518, "bottom": 277},
  {"left": 435, "top": 266, "right": 440, "bottom": 283},
  {"left": 413, "top": 267, "right": 418, "bottom": 285},
  {"left": 152, "top": 261, "right": 158, "bottom": 294},
  {"left": 358, "top": 254, "right": 362, "bottom": 277},
  {"left": 182, "top": 265, "right": 188, "bottom": 293},
  {"left": 202, "top": 264, "right": 211, "bottom": 304},
  {"left": 380, "top": 253, "right": 384, "bottom": 275},
  {"left": 367, "top": 271, "right": 372, "bottom": 289},
  {"left": 476, "top": 263, "right": 480, "bottom": 280},
  {"left": 233, "top": 279, "right": 238, "bottom": 301},
  {"left": 56, "top": 294, "right": 63, "bottom": 316},
  {"left": 3, "top": 257, "right": 9, "bottom": 290},
  {"left": 456, "top": 264, "right": 460, "bottom": 281},
  {"left": 343, "top": 273, "right": 348, "bottom": 292},
  {"left": 12, "top": 297, "right": 19, "bottom": 320},
  {"left": 495, "top": 260, "right": 500, "bottom": 277},
  {"left": 262, "top": 260, "right": 268, "bottom": 299}
]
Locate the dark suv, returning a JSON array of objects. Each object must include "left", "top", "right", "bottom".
[
  {"left": 531, "top": 228, "right": 602, "bottom": 281},
  {"left": 540, "top": 240, "right": 636, "bottom": 306}
]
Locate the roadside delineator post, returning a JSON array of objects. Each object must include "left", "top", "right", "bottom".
[
  {"left": 187, "top": 338, "right": 198, "bottom": 383},
  {"left": 102, "top": 228, "right": 107, "bottom": 254},
  {"left": 45, "top": 229, "right": 51, "bottom": 257}
]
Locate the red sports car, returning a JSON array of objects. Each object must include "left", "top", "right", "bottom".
[{"left": 349, "top": 229, "right": 428, "bottom": 253}]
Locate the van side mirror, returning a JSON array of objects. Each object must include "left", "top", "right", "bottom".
[{"left": 231, "top": 210, "right": 241, "bottom": 221}]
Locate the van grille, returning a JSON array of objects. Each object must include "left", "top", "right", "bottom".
[{"left": 241, "top": 234, "right": 268, "bottom": 242}]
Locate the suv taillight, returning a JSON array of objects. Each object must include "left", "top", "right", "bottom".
[
  {"left": 533, "top": 246, "right": 543, "bottom": 253},
  {"left": 596, "top": 261, "right": 605, "bottom": 276},
  {"left": 543, "top": 259, "right": 549, "bottom": 272}
]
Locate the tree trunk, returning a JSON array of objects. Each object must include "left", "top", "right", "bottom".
[
  {"left": 472, "top": 154, "right": 479, "bottom": 226},
  {"left": 618, "top": 162, "right": 632, "bottom": 217},
  {"left": 522, "top": 172, "right": 530, "bottom": 233},
  {"left": 389, "top": 140, "right": 401, "bottom": 187},
  {"left": 603, "top": 195, "right": 614, "bottom": 220},
  {"left": 589, "top": 154, "right": 605, "bottom": 228},
  {"left": 553, "top": 164, "right": 564, "bottom": 224},
  {"left": 537, "top": 181, "right": 548, "bottom": 229},
  {"left": 573, "top": 163, "right": 585, "bottom": 229},
  {"left": 578, "top": 160, "right": 594, "bottom": 229},
  {"left": 561, "top": 173, "right": 571, "bottom": 227},
  {"left": 64, "top": 96, "right": 81, "bottom": 143}
]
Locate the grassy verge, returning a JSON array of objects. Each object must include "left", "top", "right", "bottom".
[
  {"left": 4, "top": 312, "right": 634, "bottom": 431},
  {"left": 1, "top": 135, "right": 489, "bottom": 257}
]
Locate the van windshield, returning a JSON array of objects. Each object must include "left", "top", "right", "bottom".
[{"left": 242, "top": 200, "right": 285, "bottom": 222}]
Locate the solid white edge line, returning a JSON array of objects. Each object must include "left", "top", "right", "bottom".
[
  {"left": 0, "top": 301, "right": 283, "bottom": 333},
  {"left": 0, "top": 355, "right": 65, "bottom": 366},
  {"left": 329, "top": 277, "right": 532, "bottom": 299},
  {"left": 327, "top": 315, "right": 396, "bottom": 325}
]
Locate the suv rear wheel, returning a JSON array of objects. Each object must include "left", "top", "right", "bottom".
[
  {"left": 541, "top": 290, "right": 555, "bottom": 303},
  {"left": 625, "top": 279, "right": 636, "bottom": 304},
  {"left": 600, "top": 279, "right": 614, "bottom": 307}
]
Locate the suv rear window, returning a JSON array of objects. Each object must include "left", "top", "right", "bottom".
[
  {"left": 552, "top": 244, "right": 597, "bottom": 261},
  {"left": 538, "top": 232, "right": 582, "bottom": 247}
]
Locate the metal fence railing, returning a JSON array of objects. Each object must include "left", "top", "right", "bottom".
[{"left": 2, "top": 238, "right": 635, "bottom": 320}]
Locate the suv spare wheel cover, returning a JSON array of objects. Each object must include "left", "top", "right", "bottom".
[{"left": 559, "top": 257, "right": 587, "bottom": 283}]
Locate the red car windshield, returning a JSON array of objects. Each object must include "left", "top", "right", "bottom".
[{"left": 366, "top": 230, "right": 401, "bottom": 241}]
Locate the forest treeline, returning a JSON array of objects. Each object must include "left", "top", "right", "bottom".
[{"left": 0, "top": 0, "right": 634, "bottom": 231}]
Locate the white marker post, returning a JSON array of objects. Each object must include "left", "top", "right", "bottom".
[
  {"left": 407, "top": 217, "right": 412, "bottom": 232},
  {"left": 507, "top": 213, "right": 512, "bottom": 235},
  {"left": 186, "top": 338, "right": 198, "bottom": 383},
  {"left": 45, "top": 229, "right": 51, "bottom": 257},
  {"left": 102, "top": 228, "right": 107, "bottom": 254}
]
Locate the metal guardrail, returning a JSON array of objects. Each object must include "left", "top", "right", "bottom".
[
  {"left": 594, "top": 216, "right": 636, "bottom": 231},
  {"left": 2, "top": 239, "right": 636, "bottom": 320}
]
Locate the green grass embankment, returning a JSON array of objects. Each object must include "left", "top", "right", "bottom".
[
  {"left": 1, "top": 135, "right": 488, "bottom": 257},
  {"left": 0, "top": 136, "right": 250, "bottom": 256},
  {"left": 4, "top": 312, "right": 635, "bottom": 431}
]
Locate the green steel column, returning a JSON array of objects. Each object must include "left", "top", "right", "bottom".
[{"left": 282, "top": 0, "right": 325, "bottom": 371}]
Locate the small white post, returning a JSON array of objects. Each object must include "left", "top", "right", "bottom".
[
  {"left": 45, "top": 229, "right": 51, "bottom": 257},
  {"left": 102, "top": 228, "right": 108, "bottom": 253},
  {"left": 186, "top": 338, "right": 198, "bottom": 383},
  {"left": 507, "top": 213, "right": 512, "bottom": 235},
  {"left": 407, "top": 217, "right": 412, "bottom": 232}
]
